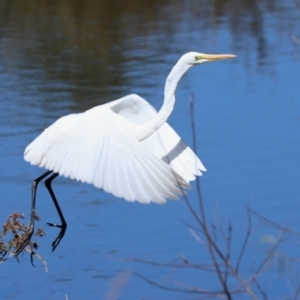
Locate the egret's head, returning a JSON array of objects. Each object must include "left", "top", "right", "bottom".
[{"left": 181, "top": 52, "right": 237, "bottom": 65}]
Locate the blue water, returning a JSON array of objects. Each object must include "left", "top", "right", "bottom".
[{"left": 0, "top": 1, "right": 300, "bottom": 299}]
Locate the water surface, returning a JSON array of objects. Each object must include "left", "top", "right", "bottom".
[{"left": 0, "top": 0, "right": 300, "bottom": 299}]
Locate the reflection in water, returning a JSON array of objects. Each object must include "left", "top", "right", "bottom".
[
  {"left": 0, "top": 0, "right": 187, "bottom": 109},
  {"left": 0, "top": 0, "right": 298, "bottom": 111},
  {"left": 0, "top": 0, "right": 300, "bottom": 299}
]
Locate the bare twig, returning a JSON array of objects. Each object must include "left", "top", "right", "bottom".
[
  {"left": 134, "top": 272, "right": 225, "bottom": 296},
  {"left": 0, "top": 212, "right": 46, "bottom": 269},
  {"left": 133, "top": 94, "right": 299, "bottom": 300},
  {"left": 224, "top": 222, "right": 232, "bottom": 285},
  {"left": 236, "top": 208, "right": 252, "bottom": 272},
  {"left": 247, "top": 208, "right": 300, "bottom": 236},
  {"left": 253, "top": 278, "right": 268, "bottom": 300},
  {"left": 132, "top": 256, "right": 218, "bottom": 272},
  {"left": 249, "top": 231, "right": 286, "bottom": 285}
]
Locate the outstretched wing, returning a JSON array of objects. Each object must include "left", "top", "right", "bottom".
[
  {"left": 108, "top": 94, "right": 206, "bottom": 182},
  {"left": 24, "top": 109, "right": 189, "bottom": 204}
]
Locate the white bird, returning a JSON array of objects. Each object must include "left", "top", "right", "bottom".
[{"left": 19, "top": 52, "right": 236, "bottom": 253}]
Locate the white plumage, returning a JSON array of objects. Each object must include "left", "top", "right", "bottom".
[{"left": 24, "top": 52, "right": 236, "bottom": 204}]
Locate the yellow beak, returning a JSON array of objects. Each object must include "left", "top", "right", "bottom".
[{"left": 199, "top": 53, "right": 237, "bottom": 61}]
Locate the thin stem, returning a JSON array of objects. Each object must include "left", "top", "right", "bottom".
[
  {"left": 224, "top": 222, "right": 232, "bottom": 285},
  {"left": 189, "top": 93, "right": 207, "bottom": 225},
  {"left": 248, "top": 207, "right": 300, "bottom": 236},
  {"left": 254, "top": 278, "right": 268, "bottom": 300},
  {"left": 236, "top": 208, "right": 252, "bottom": 272},
  {"left": 134, "top": 272, "right": 224, "bottom": 296}
]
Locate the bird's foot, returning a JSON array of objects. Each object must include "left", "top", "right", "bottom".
[{"left": 46, "top": 222, "right": 67, "bottom": 252}]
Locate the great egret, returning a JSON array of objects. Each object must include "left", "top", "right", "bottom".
[{"left": 17, "top": 52, "right": 236, "bottom": 254}]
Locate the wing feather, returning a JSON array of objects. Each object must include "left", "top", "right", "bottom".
[
  {"left": 24, "top": 109, "right": 189, "bottom": 204},
  {"left": 107, "top": 94, "right": 206, "bottom": 182},
  {"left": 24, "top": 93, "right": 204, "bottom": 203},
  {"left": 115, "top": 147, "right": 135, "bottom": 201},
  {"left": 139, "top": 159, "right": 180, "bottom": 201}
]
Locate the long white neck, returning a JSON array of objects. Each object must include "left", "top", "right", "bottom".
[{"left": 134, "top": 58, "right": 192, "bottom": 141}]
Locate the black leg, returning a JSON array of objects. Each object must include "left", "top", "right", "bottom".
[
  {"left": 45, "top": 173, "right": 67, "bottom": 252},
  {"left": 14, "top": 170, "right": 53, "bottom": 257}
]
